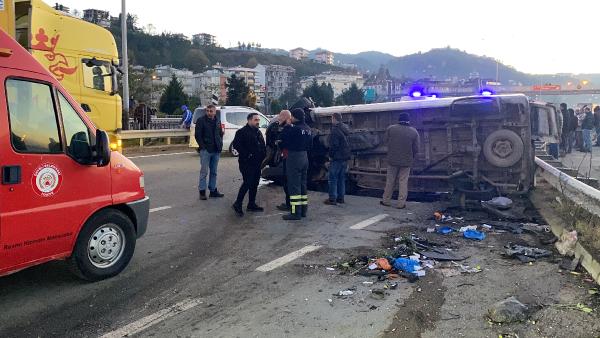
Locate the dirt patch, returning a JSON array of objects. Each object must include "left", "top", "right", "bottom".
[{"left": 383, "top": 272, "right": 446, "bottom": 338}]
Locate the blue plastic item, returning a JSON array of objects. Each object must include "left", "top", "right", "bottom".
[
  {"left": 393, "top": 258, "right": 420, "bottom": 273},
  {"left": 437, "top": 226, "right": 454, "bottom": 234},
  {"left": 463, "top": 229, "right": 486, "bottom": 241}
]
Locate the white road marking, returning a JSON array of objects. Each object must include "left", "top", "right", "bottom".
[
  {"left": 128, "top": 151, "right": 196, "bottom": 159},
  {"left": 150, "top": 206, "right": 172, "bottom": 213},
  {"left": 256, "top": 245, "right": 322, "bottom": 272},
  {"left": 349, "top": 214, "right": 389, "bottom": 230},
  {"left": 99, "top": 298, "right": 203, "bottom": 338}
]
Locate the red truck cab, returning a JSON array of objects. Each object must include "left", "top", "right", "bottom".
[{"left": 0, "top": 29, "right": 149, "bottom": 281}]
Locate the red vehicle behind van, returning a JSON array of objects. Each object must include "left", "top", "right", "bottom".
[{"left": 0, "top": 29, "right": 149, "bottom": 281}]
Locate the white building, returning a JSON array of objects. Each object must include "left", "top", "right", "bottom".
[
  {"left": 315, "top": 50, "right": 334, "bottom": 65},
  {"left": 289, "top": 47, "right": 309, "bottom": 60},
  {"left": 192, "top": 33, "right": 216, "bottom": 46},
  {"left": 301, "top": 72, "right": 364, "bottom": 97},
  {"left": 82, "top": 9, "right": 111, "bottom": 28},
  {"left": 153, "top": 65, "right": 194, "bottom": 96}
]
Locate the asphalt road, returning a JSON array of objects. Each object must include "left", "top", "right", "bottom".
[
  {"left": 2, "top": 152, "right": 598, "bottom": 338},
  {"left": 0, "top": 152, "right": 425, "bottom": 338}
]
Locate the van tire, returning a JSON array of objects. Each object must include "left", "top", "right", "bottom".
[
  {"left": 229, "top": 144, "right": 239, "bottom": 157},
  {"left": 68, "top": 209, "right": 136, "bottom": 282},
  {"left": 483, "top": 129, "right": 524, "bottom": 168}
]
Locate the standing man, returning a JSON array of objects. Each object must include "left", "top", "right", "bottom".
[
  {"left": 581, "top": 106, "right": 594, "bottom": 152},
  {"left": 181, "top": 105, "right": 193, "bottom": 129},
  {"left": 280, "top": 108, "right": 313, "bottom": 220},
  {"left": 264, "top": 110, "right": 292, "bottom": 211},
  {"left": 231, "top": 113, "right": 267, "bottom": 216},
  {"left": 195, "top": 104, "right": 225, "bottom": 200},
  {"left": 324, "top": 112, "right": 351, "bottom": 205},
  {"left": 594, "top": 106, "right": 600, "bottom": 146},
  {"left": 560, "top": 103, "right": 571, "bottom": 154},
  {"left": 566, "top": 108, "right": 577, "bottom": 153},
  {"left": 381, "top": 113, "right": 419, "bottom": 209}
]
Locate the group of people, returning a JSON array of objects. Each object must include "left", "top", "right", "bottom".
[
  {"left": 193, "top": 103, "right": 421, "bottom": 221},
  {"left": 560, "top": 103, "right": 600, "bottom": 154}
]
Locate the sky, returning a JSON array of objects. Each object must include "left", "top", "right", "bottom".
[{"left": 50, "top": 0, "right": 599, "bottom": 74}]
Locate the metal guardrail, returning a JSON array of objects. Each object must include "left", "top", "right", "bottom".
[
  {"left": 535, "top": 156, "right": 600, "bottom": 216},
  {"left": 120, "top": 129, "right": 190, "bottom": 147}
]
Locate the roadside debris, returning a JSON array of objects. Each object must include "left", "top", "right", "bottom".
[
  {"left": 555, "top": 230, "right": 578, "bottom": 256},
  {"left": 504, "top": 243, "right": 551, "bottom": 263},
  {"left": 487, "top": 296, "right": 529, "bottom": 323},
  {"left": 336, "top": 289, "right": 355, "bottom": 297},
  {"left": 485, "top": 196, "right": 513, "bottom": 210},
  {"left": 463, "top": 229, "right": 486, "bottom": 241}
]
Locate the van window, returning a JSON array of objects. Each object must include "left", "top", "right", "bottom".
[
  {"left": 58, "top": 92, "right": 92, "bottom": 161},
  {"left": 82, "top": 61, "right": 112, "bottom": 92},
  {"left": 259, "top": 115, "right": 269, "bottom": 128},
  {"left": 225, "top": 111, "right": 248, "bottom": 126},
  {"left": 6, "top": 79, "right": 62, "bottom": 153}
]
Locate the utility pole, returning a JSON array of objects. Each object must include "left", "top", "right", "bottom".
[{"left": 121, "top": 0, "right": 130, "bottom": 129}]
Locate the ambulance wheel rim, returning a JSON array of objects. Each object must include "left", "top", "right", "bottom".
[{"left": 88, "top": 224, "right": 126, "bottom": 268}]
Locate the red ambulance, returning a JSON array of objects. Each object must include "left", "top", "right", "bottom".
[{"left": 0, "top": 29, "right": 149, "bottom": 281}]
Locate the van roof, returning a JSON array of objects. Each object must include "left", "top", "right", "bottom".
[
  {"left": 0, "top": 28, "right": 52, "bottom": 77},
  {"left": 312, "top": 94, "right": 529, "bottom": 115}
]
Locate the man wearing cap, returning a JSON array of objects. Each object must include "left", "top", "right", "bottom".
[
  {"left": 381, "top": 113, "right": 419, "bottom": 209},
  {"left": 180, "top": 105, "right": 193, "bottom": 129},
  {"left": 280, "top": 108, "right": 313, "bottom": 220}
]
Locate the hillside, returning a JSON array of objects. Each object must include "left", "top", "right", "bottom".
[
  {"left": 385, "top": 47, "right": 536, "bottom": 84},
  {"left": 109, "top": 23, "right": 345, "bottom": 77},
  {"left": 331, "top": 51, "right": 396, "bottom": 71}
]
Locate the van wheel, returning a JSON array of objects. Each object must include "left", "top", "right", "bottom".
[
  {"left": 68, "top": 209, "right": 136, "bottom": 281},
  {"left": 483, "top": 129, "right": 524, "bottom": 167},
  {"left": 229, "top": 144, "right": 239, "bottom": 157}
]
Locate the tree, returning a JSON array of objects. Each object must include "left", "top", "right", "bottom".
[
  {"left": 245, "top": 56, "right": 258, "bottom": 68},
  {"left": 225, "top": 74, "right": 250, "bottom": 106},
  {"left": 278, "top": 84, "right": 300, "bottom": 108},
  {"left": 159, "top": 75, "right": 188, "bottom": 114},
  {"left": 302, "top": 80, "right": 334, "bottom": 107},
  {"left": 184, "top": 49, "right": 210, "bottom": 73},
  {"left": 337, "top": 83, "right": 364, "bottom": 105},
  {"left": 270, "top": 99, "right": 283, "bottom": 114}
]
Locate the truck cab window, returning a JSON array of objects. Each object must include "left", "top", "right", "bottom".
[
  {"left": 6, "top": 79, "right": 62, "bottom": 154},
  {"left": 58, "top": 92, "right": 92, "bottom": 162},
  {"left": 82, "top": 61, "right": 112, "bottom": 93}
]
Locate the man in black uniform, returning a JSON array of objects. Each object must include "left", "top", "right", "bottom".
[
  {"left": 280, "top": 108, "right": 313, "bottom": 220},
  {"left": 231, "top": 113, "right": 267, "bottom": 217}
]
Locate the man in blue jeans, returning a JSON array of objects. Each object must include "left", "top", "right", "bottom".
[
  {"left": 194, "top": 104, "right": 225, "bottom": 200},
  {"left": 325, "top": 113, "right": 351, "bottom": 205}
]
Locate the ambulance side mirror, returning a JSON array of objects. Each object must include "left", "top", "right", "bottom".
[{"left": 95, "top": 130, "right": 111, "bottom": 167}]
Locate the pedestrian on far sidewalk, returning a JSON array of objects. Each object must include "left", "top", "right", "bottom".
[
  {"left": 195, "top": 104, "right": 225, "bottom": 200},
  {"left": 231, "top": 113, "right": 267, "bottom": 216},
  {"left": 566, "top": 108, "right": 577, "bottom": 153},
  {"left": 381, "top": 112, "right": 419, "bottom": 209},
  {"left": 180, "top": 105, "right": 193, "bottom": 129},
  {"left": 594, "top": 106, "right": 600, "bottom": 146},
  {"left": 324, "top": 112, "right": 351, "bottom": 205},
  {"left": 581, "top": 106, "right": 594, "bottom": 152},
  {"left": 280, "top": 108, "right": 313, "bottom": 220}
]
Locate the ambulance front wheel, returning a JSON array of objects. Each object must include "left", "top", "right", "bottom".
[{"left": 68, "top": 209, "right": 136, "bottom": 281}]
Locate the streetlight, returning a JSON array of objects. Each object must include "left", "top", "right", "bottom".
[
  {"left": 150, "top": 74, "right": 157, "bottom": 107},
  {"left": 121, "top": 0, "right": 130, "bottom": 128}
]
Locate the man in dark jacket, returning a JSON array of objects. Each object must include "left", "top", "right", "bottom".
[
  {"left": 264, "top": 110, "right": 292, "bottom": 211},
  {"left": 325, "top": 112, "right": 351, "bottom": 205},
  {"left": 231, "top": 113, "right": 267, "bottom": 216},
  {"left": 195, "top": 104, "right": 225, "bottom": 200},
  {"left": 594, "top": 106, "right": 600, "bottom": 147},
  {"left": 381, "top": 113, "right": 419, "bottom": 209},
  {"left": 280, "top": 108, "right": 313, "bottom": 220},
  {"left": 581, "top": 106, "right": 594, "bottom": 152}
]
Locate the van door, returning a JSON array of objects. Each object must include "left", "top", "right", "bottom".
[{"left": 0, "top": 73, "right": 111, "bottom": 273}]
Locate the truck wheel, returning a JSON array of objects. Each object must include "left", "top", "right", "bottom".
[
  {"left": 68, "top": 209, "right": 136, "bottom": 281},
  {"left": 229, "top": 144, "right": 239, "bottom": 157},
  {"left": 483, "top": 129, "right": 524, "bottom": 167}
]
